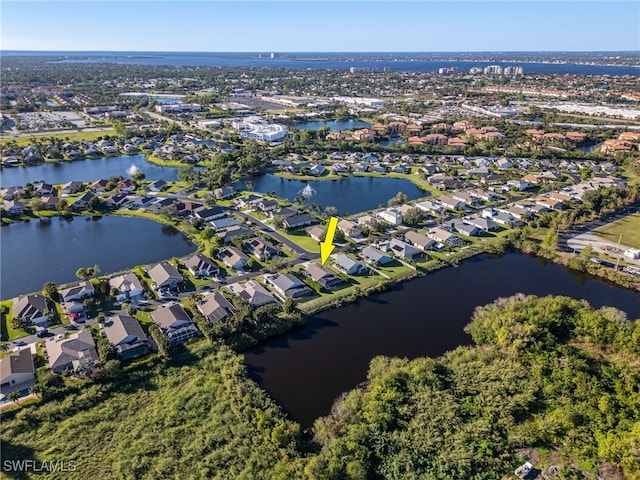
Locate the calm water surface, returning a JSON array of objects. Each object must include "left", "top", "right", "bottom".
[
  {"left": 244, "top": 253, "right": 640, "bottom": 428},
  {"left": 1, "top": 216, "right": 195, "bottom": 299},
  {"left": 0, "top": 154, "right": 182, "bottom": 186},
  {"left": 236, "top": 174, "right": 426, "bottom": 215}
]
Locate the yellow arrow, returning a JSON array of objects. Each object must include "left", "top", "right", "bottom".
[{"left": 320, "top": 216, "right": 339, "bottom": 266}]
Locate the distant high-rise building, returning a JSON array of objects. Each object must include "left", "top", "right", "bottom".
[
  {"left": 484, "top": 65, "right": 503, "bottom": 75},
  {"left": 504, "top": 66, "right": 524, "bottom": 76},
  {"left": 469, "top": 67, "right": 483, "bottom": 74},
  {"left": 439, "top": 67, "right": 457, "bottom": 75}
]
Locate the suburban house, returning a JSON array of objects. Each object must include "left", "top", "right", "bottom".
[
  {"left": 387, "top": 238, "right": 424, "bottom": 261},
  {"left": 194, "top": 205, "right": 226, "bottom": 221},
  {"left": 3, "top": 200, "right": 26, "bottom": 215},
  {"left": 104, "top": 314, "right": 151, "bottom": 360},
  {"left": 117, "top": 179, "right": 136, "bottom": 193},
  {"left": 184, "top": 253, "right": 219, "bottom": 278},
  {"left": 109, "top": 273, "right": 144, "bottom": 301},
  {"left": 211, "top": 217, "right": 241, "bottom": 230},
  {"left": 377, "top": 208, "right": 403, "bottom": 226},
  {"left": 89, "top": 179, "right": 109, "bottom": 193},
  {"left": 428, "top": 227, "right": 464, "bottom": 246},
  {"left": 220, "top": 225, "right": 254, "bottom": 243},
  {"left": 463, "top": 216, "right": 500, "bottom": 232},
  {"left": 256, "top": 199, "right": 279, "bottom": 213},
  {"left": 61, "top": 181, "right": 84, "bottom": 195},
  {"left": 225, "top": 280, "right": 278, "bottom": 308},
  {"left": 332, "top": 254, "right": 368, "bottom": 275},
  {"left": 70, "top": 192, "right": 96, "bottom": 210},
  {"left": 244, "top": 237, "right": 279, "bottom": 261},
  {"left": 218, "top": 246, "right": 249, "bottom": 271},
  {"left": 415, "top": 200, "right": 445, "bottom": 214},
  {"left": 451, "top": 221, "right": 482, "bottom": 237},
  {"left": 438, "top": 195, "right": 465, "bottom": 210},
  {"left": 150, "top": 304, "right": 200, "bottom": 345},
  {"left": 308, "top": 164, "right": 326, "bottom": 176},
  {"left": 361, "top": 246, "right": 394, "bottom": 265},
  {"left": 283, "top": 214, "right": 317, "bottom": 230},
  {"left": 404, "top": 230, "right": 436, "bottom": 251},
  {"left": 148, "top": 262, "right": 183, "bottom": 290},
  {"left": 0, "top": 348, "right": 36, "bottom": 398},
  {"left": 337, "top": 219, "right": 362, "bottom": 238},
  {"left": 148, "top": 179, "right": 168, "bottom": 192},
  {"left": 236, "top": 194, "right": 263, "bottom": 208},
  {"left": 196, "top": 291, "right": 236, "bottom": 323},
  {"left": 306, "top": 225, "right": 326, "bottom": 241},
  {"left": 213, "top": 185, "right": 235, "bottom": 199},
  {"left": 265, "top": 273, "right": 312, "bottom": 299},
  {"left": 46, "top": 330, "right": 99, "bottom": 374},
  {"left": 13, "top": 294, "right": 50, "bottom": 327},
  {"left": 304, "top": 263, "right": 344, "bottom": 290}
]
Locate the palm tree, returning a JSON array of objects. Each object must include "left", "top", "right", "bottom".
[
  {"left": 29, "top": 384, "right": 42, "bottom": 398},
  {"left": 0, "top": 342, "right": 9, "bottom": 353},
  {"left": 8, "top": 391, "right": 21, "bottom": 404}
]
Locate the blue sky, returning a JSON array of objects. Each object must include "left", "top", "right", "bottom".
[{"left": 1, "top": 1, "right": 639, "bottom": 52}]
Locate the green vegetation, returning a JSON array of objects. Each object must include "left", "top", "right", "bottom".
[
  {"left": 594, "top": 213, "right": 640, "bottom": 250},
  {"left": 1, "top": 295, "right": 638, "bottom": 479},
  {"left": 0, "top": 129, "right": 116, "bottom": 147}
]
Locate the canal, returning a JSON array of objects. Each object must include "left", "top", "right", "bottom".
[{"left": 244, "top": 252, "right": 640, "bottom": 428}]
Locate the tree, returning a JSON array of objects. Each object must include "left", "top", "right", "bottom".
[
  {"left": 324, "top": 206, "right": 338, "bottom": 218},
  {"left": 28, "top": 384, "right": 42, "bottom": 397},
  {"left": 8, "top": 391, "right": 21, "bottom": 404},
  {"left": 0, "top": 342, "right": 9, "bottom": 352},
  {"left": 283, "top": 298, "right": 297, "bottom": 315},
  {"left": 402, "top": 207, "right": 424, "bottom": 226},
  {"left": 42, "top": 282, "right": 59, "bottom": 302},
  {"left": 387, "top": 191, "right": 408, "bottom": 207}
]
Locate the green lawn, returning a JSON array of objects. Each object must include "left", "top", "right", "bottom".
[
  {"left": 0, "top": 129, "right": 116, "bottom": 147},
  {"left": 594, "top": 213, "right": 640, "bottom": 250},
  {"left": 277, "top": 227, "right": 321, "bottom": 253},
  {"left": 376, "top": 260, "right": 415, "bottom": 280}
]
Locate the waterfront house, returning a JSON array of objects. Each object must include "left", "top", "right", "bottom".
[
  {"left": 361, "top": 246, "right": 393, "bottom": 266},
  {"left": 151, "top": 304, "right": 200, "bottom": 345},
  {"left": 70, "top": 192, "right": 96, "bottom": 210},
  {"left": 428, "top": 227, "right": 464, "bottom": 246},
  {"left": 377, "top": 208, "right": 403, "bottom": 226},
  {"left": 283, "top": 214, "right": 317, "bottom": 229},
  {"left": 211, "top": 217, "right": 241, "bottom": 230},
  {"left": 337, "top": 219, "right": 361, "bottom": 238},
  {"left": 0, "top": 186, "right": 23, "bottom": 200},
  {"left": 184, "top": 253, "right": 219, "bottom": 278},
  {"left": 0, "top": 348, "right": 36, "bottom": 398},
  {"left": 404, "top": 230, "right": 436, "bottom": 251},
  {"left": 46, "top": 330, "right": 99, "bottom": 374},
  {"left": 109, "top": 273, "right": 144, "bottom": 301},
  {"left": 89, "top": 179, "right": 109, "bottom": 193},
  {"left": 332, "top": 254, "right": 367, "bottom": 275},
  {"left": 225, "top": 280, "right": 277, "bottom": 308},
  {"left": 387, "top": 238, "right": 423, "bottom": 261},
  {"left": 117, "top": 179, "right": 136, "bottom": 193},
  {"left": 244, "top": 237, "right": 279, "bottom": 261},
  {"left": 148, "top": 262, "right": 183, "bottom": 290},
  {"left": 308, "top": 164, "right": 326, "bottom": 176},
  {"left": 463, "top": 216, "right": 500, "bottom": 232},
  {"left": 33, "top": 182, "right": 54, "bottom": 197},
  {"left": 61, "top": 181, "right": 84, "bottom": 195},
  {"left": 265, "top": 273, "right": 312, "bottom": 299},
  {"left": 451, "top": 221, "right": 481, "bottom": 237},
  {"left": 218, "top": 246, "right": 249, "bottom": 271},
  {"left": 59, "top": 281, "right": 95, "bottom": 303},
  {"left": 104, "top": 314, "right": 151, "bottom": 360},
  {"left": 13, "top": 294, "right": 50, "bottom": 327},
  {"left": 304, "top": 263, "right": 343, "bottom": 290},
  {"left": 196, "top": 291, "right": 236, "bottom": 323},
  {"left": 2, "top": 200, "right": 26, "bottom": 215}
]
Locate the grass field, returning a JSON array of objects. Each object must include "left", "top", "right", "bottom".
[
  {"left": 594, "top": 213, "right": 640, "bottom": 250},
  {"left": 277, "top": 227, "right": 321, "bottom": 253},
  {"left": 0, "top": 129, "right": 116, "bottom": 147}
]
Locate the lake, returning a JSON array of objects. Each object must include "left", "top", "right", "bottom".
[
  {"left": 0, "top": 216, "right": 196, "bottom": 299},
  {"left": 236, "top": 174, "right": 426, "bottom": 215},
  {"left": 0, "top": 154, "right": 182, "bottom": 187},
  {"left": 244, "top": 252, "right": 640, "bottom": 428}
]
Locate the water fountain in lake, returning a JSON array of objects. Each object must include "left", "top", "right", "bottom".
[
  {"left": 126, "top": 164, "right": 140, "bottom": 176},
  {"left": 299, "top": 184, "right": 316, "bottom": 199}
]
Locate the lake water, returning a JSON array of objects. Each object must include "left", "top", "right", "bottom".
[
  {"left": 0, "top": 216, "right": 195, "bottom": 299},
  {"left": 292, "top": 120, "right": 372, "bottom": 131},
  {"left": 236, "top": 174, "right": 426, "bottom": 215},
  {"left": 244, "top": 252, "right": 640, "bottom": 428},
  {"left": 0, "top": 154, "right": 182, "bottom": 187}
]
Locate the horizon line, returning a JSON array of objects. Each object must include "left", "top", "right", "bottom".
[{"left": 2, "top": 49, "right": 639, "bottom": 54}]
